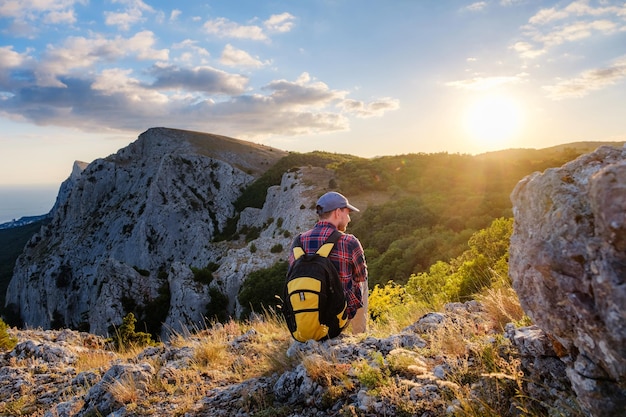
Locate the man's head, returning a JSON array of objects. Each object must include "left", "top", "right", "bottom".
[
  {"left": 316, "top": 191, "right": 359, "bottom": 215},
  {"left": 316, "top": 192, "right": 359, "bottom": 231}
]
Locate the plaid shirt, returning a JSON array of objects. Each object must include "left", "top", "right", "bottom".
[{"left": 288, "top": 221, "right": 368, "bottom": 319}]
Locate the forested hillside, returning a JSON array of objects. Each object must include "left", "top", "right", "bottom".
[
  {"left": 258, "top": 143, "right": 621, "bottom": 287},
  {"left": 236, "top": 142, "right": 625, "bottom": 317},
  {"left": 2, "top": 142, "right": 622, "bottom": 319}
]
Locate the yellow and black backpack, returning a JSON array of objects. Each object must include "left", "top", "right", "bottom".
[{"left": 282, "top": 230, "right": 348, "bottom": 342}]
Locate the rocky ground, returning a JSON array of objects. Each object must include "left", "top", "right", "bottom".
[{"left": 0, "top": 301, "right": 584, "bottom": 417}]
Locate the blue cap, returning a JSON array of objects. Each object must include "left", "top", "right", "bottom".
[{"left": 316, "top": 191, "right": 360, "bottom": 214}]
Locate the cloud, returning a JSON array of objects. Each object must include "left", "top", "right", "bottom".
[
  {"left": 543, "top": 56, "right": 626, "bottom": 99},
  {"left": 0, "top": 45, "right": 26, "bottom": 68},
  {"left": 510, "top": 41, "right": 546, "bottom": 59},
  {"left": 148, "top": 64, "right": 249, "bottom": 95},
  {"left": 262, "top": 72, "right": 347, "bottom": 107},
  {"left": 172, "top": 40, "right": 210, "bottom": 64},
  {"left": 203, "top": 12, "right": 295, "bottom": 41},
  {"left": 463, "top": 2, "right": 488, "bottom": 12},
  {"left": 445, "top": 74, "right": 528, "bottom": 90},
  {"left": 220, "top": 44, "right": 269, "bottom": 68},
  {"left": 264, "top": 13, "right": 295, "bottom": 33},
  {"left": 30, "top": 31, "right": 168, "bottom": 87},
  {"left": 500, "top": 0, "right": 526, "bottom": 6},
  {"left": 42, "top": 9, "right": 77, "bottom": 24},
  {"left": 104, "top": 0, "right": 154, "bottom": 30},
  {"left": 532, "top": 19, "right": 618, "bottom": 48},
  {"left": 516, "top": 0, "right": 625, "bottom": 60},
  {"left": 0, "top": 46, "right": 32, "bottom": 89},
  {"left": 0, "top": 67, "right": 394, "bottom": 139},
  {"left": 203, "top": 17, "right": 267, "bottom": 41},
  {"left": 170, "top": 9, "right": 181, "bottom": 21},
  {"left": 0, "top": 0, "right": 87, "bottom": 35},
  {"left": 337, "top": 98, "right": 400, "bottom": 118}
]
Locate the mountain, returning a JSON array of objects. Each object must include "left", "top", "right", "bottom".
[
  {"left": 4, "top": 127, "right": 314, "bottom": 339},
  {"left": 3, "top": 127, "right": 624, "bottom": 341}
]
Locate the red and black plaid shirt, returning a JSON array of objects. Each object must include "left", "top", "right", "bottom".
[{"left": 288, "top": 221, "right": 368, "bottom": 319}]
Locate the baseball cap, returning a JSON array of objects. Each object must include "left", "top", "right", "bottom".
[{"left": 316, "top": 191, "right": 360, "bottom": 214}]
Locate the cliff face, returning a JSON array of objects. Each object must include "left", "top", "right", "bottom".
[
  {"left": 509, "top": 145, "right": 626, "bottom": 416},
  {"left": 4, "top": 127, "right": 326, "bottom": 338}
]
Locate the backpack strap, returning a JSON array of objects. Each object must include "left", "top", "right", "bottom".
[
  {"left": 292, "top": 229, "right": 342, "bottom": 260},
  {"left": 292, "top": 234, "right": 305, "bottom": 260},
  {"left": 316, "top": 229, "right": 342, "bottom": 258}
]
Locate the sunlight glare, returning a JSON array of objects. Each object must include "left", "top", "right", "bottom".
[{"left": 464, "top": 95, "right": 523, "bottom": 149}]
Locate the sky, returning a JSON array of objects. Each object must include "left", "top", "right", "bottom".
[{"left": 1, "top": 0, "right": 625, "bottom": 193}]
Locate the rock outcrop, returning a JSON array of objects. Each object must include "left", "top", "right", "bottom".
[
  {"left": 0, "top": 302, "right": 581, "bottom": 417},
  {"left": 4, "top": 127, "right": 331, "bottom": 339},
  {"left": 509, "top": 145, "right": 626, "bottom": 416}
]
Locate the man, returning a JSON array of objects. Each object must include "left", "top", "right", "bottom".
[{"left": 288, "top": 191, "right": 369, "bottom": 334}]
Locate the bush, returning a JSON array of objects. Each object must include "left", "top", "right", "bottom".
[
  {"left": 108, "top": 313, "right": 156, "bottom": 351},
  {"left": 0, "top": 318, "right": 17, "bottom": 351},
  {"left": 205, "top": 288, "right": 230, "bottom": 323},
  {"left": 238, "top": 261, "right": 288, "bottom": 318},
  {"left": 270, "top": 244, "right": 283, "bottom": 253},
  {"left": 192, "top": 263, "right": 219, "bottom": 285}
]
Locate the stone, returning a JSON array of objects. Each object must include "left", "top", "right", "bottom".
[{"left": 509, "top": 145, "right": 626, "bottom": 416}]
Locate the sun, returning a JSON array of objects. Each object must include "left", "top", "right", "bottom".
[{"left": 464, "top": 95, "right": 523, "bottom": 149}]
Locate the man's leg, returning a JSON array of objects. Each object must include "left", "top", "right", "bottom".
[{"left": 351, "top": 281, "right": 369, "bottom": 334}]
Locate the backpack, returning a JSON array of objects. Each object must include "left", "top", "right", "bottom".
[{"left": 282, "top": 230, "right": 348, "bottom": 342}]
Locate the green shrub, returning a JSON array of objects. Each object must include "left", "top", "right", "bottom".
[
  {"left": 192, "top": 262, "right": 219, "bottom": 285},
  {"left": 205, "top": 287, "right": 230, "bottom": 323},
  {"left": 108, "top": 312, "right": 156, "bottom": 351},
  {"left": 0, "top": 318, "right": 17, "bottom": 351},
  {"left": 270, "top": 244, "right": 283, "bottom": 253},
  {"left": 238, "top": 261, "right": 288, "bottom": 318}
]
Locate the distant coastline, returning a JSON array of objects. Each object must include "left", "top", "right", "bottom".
[{"left": 0, "top": 184, "right": 58, "bottom": 224}]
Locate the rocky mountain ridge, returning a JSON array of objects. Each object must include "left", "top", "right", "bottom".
[
  {"left": 4, "top": 127, "right": 319, "bottom": 339},
  {"left": 0, "top": 301, "right": 582, "bottom": 417},
  {"left": 509, "top": 145, "right": 626, "bottom": 415}
]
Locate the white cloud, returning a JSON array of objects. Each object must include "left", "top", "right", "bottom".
[
  {"left": 0, "top": 46, "right": 27, "bottom": 68},
  {"left": 518, "top": 0, "right": 625, "bottom": 60},
  {"left": 203, "top": 17, "right": 267, "bottom": 41},
  {"left": 104, "top": 0, "right": 154, "bottom": 30},
  {"left": 543, "top": 55, "right": 626, "bottom": 99},
  {"left": 42, "top": 9, "right": 76, "bottom": 24},
  {"left": 220, "top": 44, "right": 269, "bottom": 68},
  {"left": 533, "top": 19, "right": 618, "bottom": 48},
  {"left": 463, "top": 2, "right": 488, "bottom": 12},
  {"left": 510, "top": 41, "right": 546, "bottom": 59},
  {"left": 104, "top": 9, "right": 144, "bottom": 30},
  {"left": 0, "top": 0, "right": 86, "bottom": 35},
  {"left": 32, "top": 31, "right": 168, "bottom": 87},
  {"left": 127, "top": 31, "right": 169, "bottom": 60},
  {"left": 203, "top": 12, "right": 295, "bottom": 41},
  {"left": 337, "top": 98, "right": 400, "bottom": 118},
  {"left": 92, "top": 68, "right": 168, "bottom": 104},
  {"left": 262, "top": 72, "right": 347, "bottom": 108},
  {"left": 0, "top": 0, "right": 86, "bottom": 19},
  {"left": 172, "top": 39, "right": 210, "bottom": 64},
  {"left": 264, "top": 13, "right": 295, "bottom": 33},
  {"left": 170, "top": 9, "right": 181, "bottom": 21}
]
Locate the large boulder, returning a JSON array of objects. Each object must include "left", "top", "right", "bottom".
[{"left": 509, "top": 145, "right": 626, "bottom": 416}]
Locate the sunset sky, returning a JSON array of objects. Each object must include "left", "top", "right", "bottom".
[{"left": 1, "top": 0, "right": 625, "bottom": 190}]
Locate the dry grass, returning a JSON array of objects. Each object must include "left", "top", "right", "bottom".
[
  {"left": 106, "top": 374, "right": 141, "bottom": 405},
  {"left": 302, "top": 353, "right": 352, "bottom": 387},
  {"left": 75, "top": 350, "right": 117, "bottom": 373},
  {"left": 476, "top": 287, "right": 527, "bottom": 331}
]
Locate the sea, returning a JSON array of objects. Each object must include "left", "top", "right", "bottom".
[{"left": 0, "top": 185, "right": 60, "bottom": 225}]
